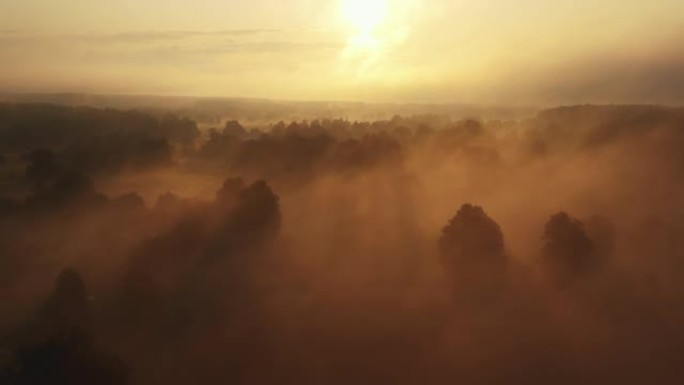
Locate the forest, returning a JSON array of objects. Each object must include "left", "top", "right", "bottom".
[{"left": 1, "top": 102, "right": 684, "bottom": 384}]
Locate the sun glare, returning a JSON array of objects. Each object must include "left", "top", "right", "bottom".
[{"left": 341, "top": 0, "right": 388, "bottom": 34}]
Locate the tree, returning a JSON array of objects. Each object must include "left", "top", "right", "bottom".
[
  {"left": 439, "top": 204, "right": 507, "bottom": 303},
  {"left": 26, "top": 170, "right": 107, "bottom": 210},
  {"left": 223, "top": 120, "right": 246, "bottom": 137},
  {"left": 4, "top": 269, "right": 127, "bottom": 385},
  {"left": 540, "top": 212, "right": 596, "bottom": 285},
  {"left": 215, "top": 177, "right": 246, "bottom": 209},
  {"left": 39, "top": 269, "right": 90, "bottom": 335},
  {"left": 25, "top": 149, "right": 62, "bottom": 184},
  {"left": 440, "top": 204, "right": 505, "bottom": 265}
]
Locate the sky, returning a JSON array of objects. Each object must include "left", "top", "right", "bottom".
[{"left": 1, "top": 0, "right": 683, "bottom": 105}]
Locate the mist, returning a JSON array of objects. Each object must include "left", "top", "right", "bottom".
[{"left": 0, "top": 100, "right": 683, "bottom": 384}]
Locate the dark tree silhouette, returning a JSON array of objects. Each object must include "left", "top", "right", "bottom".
[
  {"left": 115, "top": 178, "right": 281, "bottom": 337},
  {"left": 223, "top": 120, "right": 247, "bottom": 137},
  {"left": 204, "top": 180, "right": 281, "bottom": 264},
  {"left": 540, "top": 212, "right": 597, "bottom": 285},
  {"left": 26, "top": 170, "right": 107, "bottom": 210},
  {"left": 24, "top": 149, "right": 63, "bottom": 184},
  {"left": 160, "top": 114, "right": 200, "bottom": 144},
  {"left": 215, "top": 177, "right": 246, "bottom": 209},
  {"left": 10, "top": 333, "right": 126, "bottom": 385},
  {"left": 232, "top": 180, "right": 281, "bottom": 237},
  {"left": 439, "top": 204, "right": 507, "bottom": 303},
  {"left": 4, "top": 269, "right": 127, "bottom": 385},
  {"left": 38, "top": 269, "right": 90, "bottom": 336},
  {"left": 440, "top": 204, "right": 505, "bottom": 265}
]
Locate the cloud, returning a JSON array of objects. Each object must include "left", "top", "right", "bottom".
[
  {"left": 0, "top": 29, "right": 342, "bottom": 55},
  {"left": 77, "top": 29, "right": 282, "bottom": 44},
  {"left": 489, "top": 50, "right": 684, "bottom": 106},
  {"left": 363, "top": 38, "right": 684, "bottom": 105}
]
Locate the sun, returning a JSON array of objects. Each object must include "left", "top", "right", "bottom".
[{"left": 341, "top": 0, "right": 388, "bottom": 34}]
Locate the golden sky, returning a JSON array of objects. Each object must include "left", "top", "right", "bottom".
[{"left": 1, "top": 0, "right": 683, "bottom": 104}]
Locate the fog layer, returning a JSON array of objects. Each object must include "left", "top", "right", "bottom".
[{"left": 1, "top": 103, "right": 684, "bottom": 384}]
